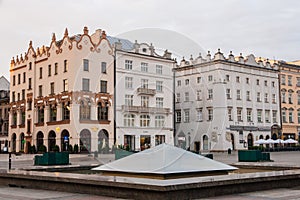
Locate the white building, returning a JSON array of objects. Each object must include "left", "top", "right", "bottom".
[
  {"left": 9, "top": 27, "right": 114, "bottom": 153},
  {"left": 0, "top": 76, "right": 10, "bottom": 150},
  {"left": 174, "top": 50, "right": 281, "bottom": 151},
  {"left": 111, "top": 38, "right": 176, "bottom": 151}
]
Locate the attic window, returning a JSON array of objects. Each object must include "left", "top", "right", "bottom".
[{"left": 142, "top": 48, "right": 147, "bottom": 53}]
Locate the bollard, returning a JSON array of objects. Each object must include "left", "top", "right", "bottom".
[{"left": 8, "top": 152, "right": 11, "bottom": 170}]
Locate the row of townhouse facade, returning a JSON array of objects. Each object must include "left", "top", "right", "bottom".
[
  {"left": 7, "top": 27, "right": 300, "bottom": 153},
  {"left": 8, "top": 27, "right": 175, "bottom": 153}
]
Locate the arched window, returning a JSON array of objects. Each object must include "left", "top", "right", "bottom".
[
  {"left": 155, "top": 115, "right": 165, "bottom": 127},
  {"left": 140, "top": 115, "right": 150, "bottom": 127},
  {"left": 124, "top": 114, "right": 135, "bottom": 127},
  {"left": 79, "top": 99, "right": 91, "bottom": 120}
]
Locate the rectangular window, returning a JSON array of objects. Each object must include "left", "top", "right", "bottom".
[
  {"left": 176, "top": 111, "right": 181, "bottom": 123},
  {"left": 100, "top": 80, "right": 107, "bottom": 93},
  {"left": 257, "top": 92, "right": 261, "bottom": 102},
  {"left": 272, "top": 94, "right": 276, "bottom": 104},
  {"left": 208, "top": 89, "right": 213, "bottom": 99},
  {"left": 237, "top": 90, "right": 241, "bottom": 100},
  {"left": 264, "top": 80, "right": 267, "bottom": 86},
  {"left": 28, "top": 78, "right": 32, "bottom": 90},
  {"left": 236, "top": 76, "right": 240, "bottom": 83},
  {"left": 63, "top": 79, "right": 68, "bottom": 92},
  {"left": 22, "top": 89, "right": 25, "bottom": 100},
  {"left": 282, "top": 109, "right": 287, "bottom": 123},
  {"left": 83, "top": 59, "right": 89, "bottom": 71},
  {"left": 39, "top": 67, "right": 42, "bottom": 79},
  {"left": 125, "top": 60, "right": 133, "bottom": 70},
  {"left": 177, "top": 80, "right": 181, "bottom": 86},
  {"left": 196, "top": 90, "right": 202, "bottom": 101},
  {"left": 208, "top": 75, "right": 213, "bottom": 82},
  {"left": 125, "top": 95, "right": 133, "bottom": 106},
  {"left": 288, "top": 75, "right": 292, "bottom": 86},
  {"left": 12, "top": 92, "right": 15, "bottom": 102},
  {"left": 298, "top": 93, "right": 300, "bottom": 105},
  {"left": 272, "top": 81, "right": 275, "bottom": 87},
  {"left": 18, "top": 74, "right": 21, "bottom": 84},
  {"left": 184, "top": 109, "right": 190, "bottom": 122},
  {"left": 226, "top": 89, "right": 231, "bottom": 99},
  {"left": 265, "top": 110, "right": 270, "bottom": 123},
  {"left": 176, "top": 93, "right": 180, "bottom": 103},
  {"left": 272, "top": 110, "right": 277, "bottom": 123},
  {"left": 54, "top": 63, "right": 58, "bottom": 75},
  {"left": 156, "top": 81, "right": 163, "bottom": 92},
  {"left": 38, "top": 85, "right": 42, "bottom": 97},
  {"left": 23, "top": 72, "right": 26, "bottom": 83},
  {"left": 256, "top": 79, "right": 259, "bottom": 85},
  {"left": 156, "top": 97, "right": 163, "bottom": 108},
  {"left": 29, "top": 62, "right": 32, "bottom": 70},
  {"left": 82, "top": 78, "right": 90, "bottom": 91},
  {"left": 17, "top": 93, "right": 20, "bottom": 101},
  {"left": 297, "top": 77, "right": 300, "bottom": 87},
  {"left": 247, "top": 108, "right": 252, "bottom": 122},
  {"left": 101, "top": 62, "right": 107, "bottom": 73},
  {"left": 246, "top": 91, "right": 251, "bottom": 101},
  {"left": 196, "top": 108, "right": 203, "bottom": 121},
  {"left": 141, "top": 79, "right": 148, "bottom": 89},
  {"left": 141, "top": 96, "right": 149, "bottom": 107},
  {"left": 185, "top": 79, "right": 189, "bottom": 85},
  {"left": 246, "top": 78, "right": 249, "bottom": 84},
  {"left": 125, "top": 77, "right": 133, "bottom": 89},
  {"left": 237, "top": 107, "right": 242, "bottom": 121},
  {"left": 264, "top": 93, "right": 269, "bottom": 103},
  {"left": 50, "top": 82, "right": 54, "bottom": 94},
  {"left": 288, "top": 92, "right": 293, "bottom": 104},
  {"left": 48, "top": 65, "right": 51, "bottom": 76},
  {"left": 298, "top": 110, "right": 300, "bottom": 123},
  {"left": 257, "top": 109, "right": 262, "bottom": 123},
  {"left": 282, "top": 91, "right": 286, "bottom": 103},
  {"left": 228, "top": 107, "right": 233, "bottom": 121},
  {"left": 13, "top": 75, "right": 15, "bottom": 86},
  {"left": 208, "top": 107, "right": 213, "bottom": 121},
  {"left": 281, "top": 75, "right": 286, "bottom": 85},
  {"left": 197, "top": 77, "right": 201, "bottom": 83},
  {"left": 156, "top": 65, "right": 162, "bottom": 74},
  {"left": 141, "top": 62, "right": 148, "bottom": 72},
  {"left": 225, "top": 75, "right": 230, "bottom": 82},
  {"left": 289, "top": 109, "right": 293, "bottom": 123},
  {"left": 64, "top": 60, "right": 68, "bottom": 72},
  {"left": 185, "top": 92, "right": 189, "bottom": 101}
]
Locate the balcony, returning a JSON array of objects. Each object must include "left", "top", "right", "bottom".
[
  {"left": 137, "top": 88, "right": 156, "bottom": 96},
  {"left": 122, "top": 105, "right": 170, "bottom": 114}
]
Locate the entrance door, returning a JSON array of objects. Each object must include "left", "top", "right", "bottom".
[
  {"left": 194, "top": 141, "right": 200, "bottom": 153},
  {"left": 203, "top": 135, "right": 209, "bottom": 150},
  {"left": 247, "top": 133, "right": 253, "bottom": 148},
  {"left": 230, "top": 134, "right": 235, "bottom": 150}
]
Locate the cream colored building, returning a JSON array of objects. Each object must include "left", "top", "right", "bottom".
[
  {"left": 9, "top": 27, "right": 114, "bottom": 153},
  {"left": 278, "top": 61, "right": 300, "bottom": 142}
]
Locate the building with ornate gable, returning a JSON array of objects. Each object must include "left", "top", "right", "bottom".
[
  {"left": 9, "top": 27, "right": 114, "bottom": 153},
  {"left": 174, "top": 50, "right": 281, "bottom": 151}
]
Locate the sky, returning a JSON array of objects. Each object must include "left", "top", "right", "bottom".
[{"left": 1, "top": 0, "right": 300, "bottom": 80}]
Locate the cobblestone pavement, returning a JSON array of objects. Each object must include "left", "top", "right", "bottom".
[
  {"left": 205, "top": 186, "right": 300, "bottom": 200},
  {"left": 0, "top": 151, "right": 299, "bottom": 199},
  {"left": 0, "top": 186, "right": 124, "bottom": 200}
]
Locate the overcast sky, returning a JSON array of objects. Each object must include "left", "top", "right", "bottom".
[{"left": 1, "top": 0, "right": 300, "bottom": 80}]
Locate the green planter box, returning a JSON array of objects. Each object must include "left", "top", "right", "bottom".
[
  {"left": 238, "top": 150, "right": 262, "bottom": 162},
  {"left": 55, "top": 152, "right": 69, "bottom": 165},
  {"left": 34, "top": 152, "right": 69, "bottom": 165},
  {"left": 115, "top": 149, "right": 135, "bottom": 160}
]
